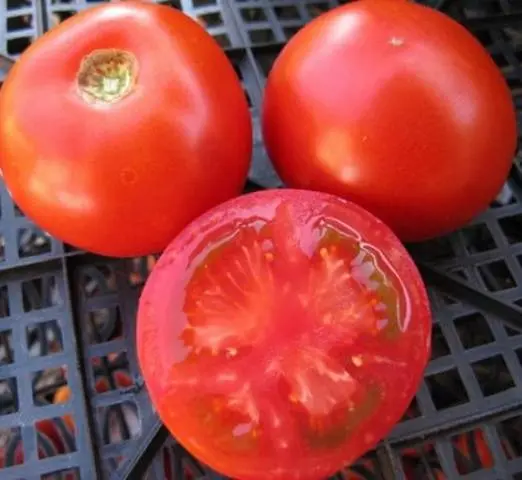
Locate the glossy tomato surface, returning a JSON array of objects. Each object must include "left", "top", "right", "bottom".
[
  {"left": 262, "top": 0, "right": 517, "bottom": 242},
  {"left": 0, "top": 2, "right": 251, "bottom": 257},
  {"left": 137, "top": 189, "right": 432, "bottom": 480}
]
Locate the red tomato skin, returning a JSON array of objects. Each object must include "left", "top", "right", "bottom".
[
  {"left": 137, "top": 189, "right": 431, "bottom": 480},
  {"left": 0, "top": 2, "right": 251, "bottom": 257},
  {"left": 262, "top": 0, "right": 517, "bottom": 241}
]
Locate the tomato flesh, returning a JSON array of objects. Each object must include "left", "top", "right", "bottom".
[{"left": 138, "top": 189, "right": 431, "bottom": 480}]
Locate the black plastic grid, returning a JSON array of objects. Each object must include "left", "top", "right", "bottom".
[{"left": 0, "top": 0, "right": 521, "bottom": 479}]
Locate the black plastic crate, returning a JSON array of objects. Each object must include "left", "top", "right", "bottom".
[{"left": 1, "top": 0, "right": 522, "bottom": 479}]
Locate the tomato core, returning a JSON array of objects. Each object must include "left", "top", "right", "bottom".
[{"left": 76, "top": 49, "right": 138, "bottom": 104}]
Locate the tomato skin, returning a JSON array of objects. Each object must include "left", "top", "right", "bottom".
[
  {"left": 0, "top": 2, "right": 251, "bottom": 257},
  {"left": 262, "top": 0, "right": 517, "bottom": 241},
  {"left": 137, "top": 189, "right": 431, "bottom": 480}
]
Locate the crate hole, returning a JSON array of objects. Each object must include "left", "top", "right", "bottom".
[
  {"left": 92, "top": 352, "right": 133, "bottom": 393},
  {"left": 7, "top": 37, "right": 32, "bottom": 56},
  {"left": 27, "top": 319, "right": 63, "bottom": 358},
  {"left": 42, "top": 467, "right": 80, "bottom": 480},
  {"left": 0, "top": 234, "right": 4, "bottom": 262},
  {"left": 192, "top": 0, "right": 215, "bottom": 6},
  {"left": 36, "top": 416, "right": 77, "bottom": 459},
  {"left": 32, "top": 366, "right": 67, "bottom": 404},
  {"left": 79, "top": 264, "right": 117, "bottom": 298},
  {"left": 0, "top": 377, "right": 18, "bottom": 415},
  {"left": 274, "top": 5, "right": 300, "bottom": 20},
  {"left": 499, "top": 214, "right": 522, "bottom": 244},
  {"left": 18, "top": 227, "right": 52, "bottom": 258},
  {"left": 0, "top": 285, "right": 9, "bottom": 317},
  {"left": 86, "top": 306, "right": 123, "bottom": 344},
  {"left": 98, "top": 400, "right": 140, "bottom": 445},
  {"left": 22, "top": 275, "right": 62, "bottom": 312},
  {"left": 400, "top": 396, "right": 421, "bottom": 421},
  {"left": 341, "top": 454, "right": 381, "bottom": 478},
  {"left": 48, "top": 10, "right": 76, "bottom": 28},
  {"left": 506, "top": 324, "right": 522, "bottom": 337},
  {"left": 425, "top": 368, "right": 469, "bottom": 410},
  {"left": 7, "top": 0, "right": 28, "bottom": 10},
  {"left": 462, "top": 223, "right": 497, "bottom": 253},
  {"left": 7, "top": 15, "right": 33, "bottom": 32},
  {"left": 197, "top": 12, "right": 223, "bottom": 27},
  {"left": 455, "top": 313, "right": 494, "bottom": 349},
  {"left": 0, "top": 330, "right": 14, "bottom": 365},
  {"left": 0, "top": 426, "right": 22, "bottom": 466},
  {"left": 451, "top": 428, "right": 494, "bottom": 473},
  {"left": 213, "top": 33, "right": 231, "bottom": 48},
  {"left": 409, "top": 236, "right": 456, "bottom": 263},
  {"left": 498, "top": 414, "right": 522, "bottom": 459},
  {"left": 255, "top": 49, "right": 280, "bottom": 77},
  {"left": 477, "top": 260, "right": 516, "bottom": 291},
  {"left": 472, "top": 355, "right": 515, "bottom": 396},
  {"left": 127, "top": 256, "right": 157, "bottom": 287},
  {"left": 241, "top": 7, "right": 266, "bottom": 22},
  {"left": 431, "top": 324, "right": 450, "bottom": 360},
  {"left": 248, "top": 29, "right": 276, "bottom": 44},
  {"left": 283, "top": 26, "right": 301, "bottom": 38},
  {"left": 306, "top": 2, "right": 330, "bottom": 18}
]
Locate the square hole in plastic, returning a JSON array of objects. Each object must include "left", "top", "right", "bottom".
[
  {"left": 36, "top": 416, "right": 77, "bottom": 459},
  {"left": 22, "top": 275, "right": 62, "bottom": 312},
  {"left": 0, "top": 426, "right": 22, "bottom": 467},
  {"left": 240, "top": 7, "right": 267, "bottom": 22},
  {"left": 425, "top": 368, "right": 470, "bottom": 410},
  {"left": 0, "top": 330, "right": 14, "bottom": 365},
  {"left": 477, "top": 260, "right": 516, "bottom": 291},
  {"left": 0, "top": 285, "right": 9, "bottom": 317},
  {"left": 97, "top": 400, "right": 140, "bottom": 446},
  {"left": 408, "top": 236, "right": 456, "bottom": 263},
  {"left": 32, "top": 366, "right": 68, "bottom": 405},
  {"left": 451, "top": 428, "right": 494, "bottom": 474},
  {"left": 197, "top": 11, "right": 223, "bottom": 27},
  {"left": 27, "top": 319, "right": 63, "bottom": 358},
  {"left": 42, "top": 467, "right": 80, "bottom": 480},
  {"left": 306, "top": 2, "right": 330, "bottom": 18},
  {"left": 7, "top": 37, "right": 32, "bottom": 56},
  {"left": 454, "top": 312, "right": 495, "bottom": 349},
  {"left": 274, "top": 5, "right": 300, "bottom": 20},
  {"left": 91, "top": 351, "right": 133, "bottom": 393},
  {"left": 7, "top": 15, "right": 33, "bottom": 32},
  {"left": 0, "top": 377, "right": 18, "bottom": 414},
  {"left": 0, "top": 234, "right": 4, "bottom": 263},
  {"left": 462, "top": 223, "right": 497, "bottom": 253},
  {"left": 499, "top": 213, "right": 522, "bottom": 244},
  {"left": 472, "top": 355, "right": 515, "bottom": 396},
  {"left": 431, "top": 324, "right": 451, "bottom": 360},
  {"left": 18, "top": 227, "right": 52, "bottom": 258},
  {"left": 86, "top": 306, "right": 123, "bottom": 345},
  {"left": 79, "top": 264, "right": 117, "bottom": 298},
  {"left": 249, "top": 28, "right": 276, "bottom": 44}
]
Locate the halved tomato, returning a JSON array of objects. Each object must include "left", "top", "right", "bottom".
[{"left": 137, "top": 189, "right": 431, "bottom": 480}]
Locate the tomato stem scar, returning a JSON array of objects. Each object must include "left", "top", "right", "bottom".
[{"left": 76, "top": 49, "right": 138, "bottom": 105}]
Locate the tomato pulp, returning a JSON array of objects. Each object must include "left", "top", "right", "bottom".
[
  {"left": 262, "top": 0, "right": 517, "bottom": 241},
  {"left": 137, "top": 189, "right": 431, "bottom": 480},
  {"left": 0, "top": 2, "right": 251, "bottom": 257}
]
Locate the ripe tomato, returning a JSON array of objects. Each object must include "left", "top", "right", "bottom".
[
  {"left": 0, "top": 2, "right": 251, "bottom": 257},
  {"left": 137, "top": 189, "right": 431, "bottom": 480},
  {"left": 262, "top": 0, "right": 517, "bottom": 242}
]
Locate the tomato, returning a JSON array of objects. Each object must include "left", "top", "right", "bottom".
[
  {"left": 0, "top": 2, "right": 251, "bottom": 257},
  {"left": 137, "top": 189, "right": 431, "bottom": 480},
  {"left": 262, "top": 0, "right": 517, "bottom": 242}
]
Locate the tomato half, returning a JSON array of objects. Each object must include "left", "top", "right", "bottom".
[
  {"left": 0, "top": 2, "right": 251, "bottom": 257},
  {"left": 262, "top": 0, "right": 517, "bottom": 242},
  {"left": 137, "top": 189, "right": 431, "bottom": 480}
]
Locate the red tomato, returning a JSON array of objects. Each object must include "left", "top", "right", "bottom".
[
  {"left": 262, "top": 0, "right": 517, "bottom": 242},
  {"left": 0, "top": 2, "right": 251, "bottom": 257},
  {"left": 137, "top": 189, "right": 431, "bottom": 480}
]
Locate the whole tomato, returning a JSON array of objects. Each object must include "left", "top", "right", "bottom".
[
  {"left": 137, "top": 189, "right": 431, "bottom": 480},
  {"left": 262, "top": 0, "right": 517, "bottom": 241},
  {"left": 0, "top": 2, "right": 251, "bottom": 257}
]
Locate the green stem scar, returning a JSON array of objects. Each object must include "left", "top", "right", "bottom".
[{"left": 76, "top": 49, "right": 138, "bottom": 105}]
